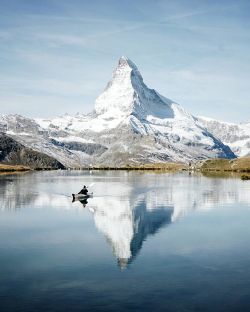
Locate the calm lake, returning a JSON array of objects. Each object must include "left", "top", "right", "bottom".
[{"left": 1, "top": 170, "right": 250, "bottom": 312}]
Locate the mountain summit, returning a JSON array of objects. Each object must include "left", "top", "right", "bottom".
[
  {"left": 0, "top": 57, "right": 236, "bottom": 167},
  {"left": 95, "top": 56, "right": 175, "bottom": 119}
]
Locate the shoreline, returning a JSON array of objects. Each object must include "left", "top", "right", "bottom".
[
  {"left": 0, "top": 164, "right": 63, "bottom": 174},
  {"left": 1, "top": 157, "right": 250, "bottom": 177},
  {"left": 0, "top": 164, "right": 31, "bottom": 173}
]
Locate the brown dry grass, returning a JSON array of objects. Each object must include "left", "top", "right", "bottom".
[
  {"left": 0, "top": 164, "right": 31, "bottom": 172},
  {"left": 200, "top": 157, "right": 250, "bottom": 172},
  {"left": 86, "top": 162, "right": 186, "bottom": 171}
]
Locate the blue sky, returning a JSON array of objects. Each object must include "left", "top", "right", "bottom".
[{"left": 0, "top": 0, "right": 249, "bottom": 122}]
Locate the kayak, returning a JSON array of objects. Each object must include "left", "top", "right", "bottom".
[{"left": 72, "top": 192, "right": 93, "bottom": 200}]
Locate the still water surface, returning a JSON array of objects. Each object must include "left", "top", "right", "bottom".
[{"left": 1, "top": 171, "right": 250, "bottom": 311}]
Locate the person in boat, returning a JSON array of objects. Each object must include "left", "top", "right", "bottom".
[{"left": 78, "top": 185, "right": 88, "bottom": 195}]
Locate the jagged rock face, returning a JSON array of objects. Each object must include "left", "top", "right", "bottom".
[
  {"left": 95, "top": 56, "right": 174, "bottom": 120},
  {"left": 0, "top": 114, "right": 44, "bottom": 135},
  {"left": 0, "top": 115, "right": 104, "bottom": 168},
  {"left": 95, "top": 57, "right": 137, "bottom": 116},
  {"left": 50, "top": 139, "right": 107, "bottom": 156},
  {"left": 198, "top": 117, "right": 250, "bottom": 157},
  {"left": 0, "top": 57, "right": 237, "bottom": 167},
  {"left": 91, "top": 56, "right": 235, "bottom": 164},
  {"left": 0, "top": 133, "right": 65, "bottom": 169}
]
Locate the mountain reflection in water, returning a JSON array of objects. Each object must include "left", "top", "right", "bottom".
[
  {"left": 89, "top": 197, "right": 173, "bottom": 269},
  {"left": 1, "top": 171, "right": 250, "bottom": 269},
  {"left": 75, "top": 172, "right": 250, "bottom": 269}
]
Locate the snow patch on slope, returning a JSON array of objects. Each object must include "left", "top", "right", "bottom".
[{"left": 198, "top": 116, "right": 250, "bottom": 157}]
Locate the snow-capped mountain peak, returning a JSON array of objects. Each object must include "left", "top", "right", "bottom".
[
  {"left": 95, "top": 56, "right": 176, "bottom": 121},
  {"left": 113, "top": 56, "right": 142, "bottom": 82},
  {"left": 94, "top": 56, "right": 141, "bottom": 116},
  {"left": 0, "top": 57, "right": 238, "bottom": 167}
]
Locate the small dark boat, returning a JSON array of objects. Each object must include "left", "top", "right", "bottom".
[{"left": 72, "top": 192, "right": 93, "bottom": 201}]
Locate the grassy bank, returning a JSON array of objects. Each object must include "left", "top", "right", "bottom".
[
  {"left": 199, "top": 157, "right": 250, "bottom": 173},
  {"left": 79, "top": 162, "right": 187, "bottom": 171},
  {"left": 0, "top": 164, "right": 67, "bottom": 173},
  {"left": 1, "top": 157, "right": 250, "bottom": 176},
  {"left": 0, "top": 164, "right": 31, "bottom": 173}
]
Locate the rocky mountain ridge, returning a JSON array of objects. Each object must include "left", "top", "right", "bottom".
[
  {"left": 197, "top": 116, "right": 250, "bottom": 157},
  {"left": 0, "top": 57, "right": 240, "bottom": 167},
  {"left": 0, "top": 133, "right": 65, "bottom": 169}
]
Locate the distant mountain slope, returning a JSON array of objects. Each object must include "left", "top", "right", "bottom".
[
  {"left": 0, "top": 57, "right": 236, "bottom": 166},
  {"left": 0, "top": 114, "right": 107, "bottom": 167},
  {"left": 0, "top": 133, "right": 65, "bottom": 169},
  {"left": 198, "top": 117, "right": 250, "bottom": 157}
]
